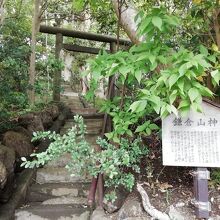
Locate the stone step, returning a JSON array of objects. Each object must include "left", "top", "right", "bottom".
[
  {"left": 27, "top": 183, "right": 89, "bottom": 202},
  {"left": 85, "top": 134, "right": 100, "bottom": 145},
  {"left": 36, "top": 167, "right": 91, "bottom": 184},
  {"left": 60, "top": 126, "right": 102, "bottom": 135},
  {"left": 44, "top": 153, "right": 72, "bottom": 168},
  {"left": 15, "top": 204, "right": 90, "bottom": 220},
  {"left": 42, "top": 196, "right": 87, "bottom": 205},
  {"left": 44, "top": 148, "right": 99, "bottom": 168},
  {"left": 66, "top": 118, "right": 103, "bottom": 126},
  {"left": 70, "top": 108, "right": 98, "bottom": 115},
  {"left": 60, "top": 118, "right": 103, "bottom": 136}
]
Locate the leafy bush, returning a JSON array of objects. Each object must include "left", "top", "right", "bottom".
[
  {"left": 211, "top": 169, "right": 220, "bottom": 185},
  {"left": 85, "top": 7, "right": 220, "bottom": 142},
  {"left": 21, "top": 115, "right": 148, "bottom": 193}
]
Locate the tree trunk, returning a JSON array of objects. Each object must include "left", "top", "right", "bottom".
[
  {"left": 28, "top": 0, "right": 42, "bottom": 105},
  {"left": 0, "top": 0, "right": 5, "bottom": 25},
  {"left": 111, "top": 0, "right": 141, "bottom": 44},
  {"left": 213, "top": 8, "right": 220, "bottom": 49}
]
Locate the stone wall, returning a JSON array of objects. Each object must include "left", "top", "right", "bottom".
[{"left": 0, "top": 104, "right": 61, "bottom": 203}]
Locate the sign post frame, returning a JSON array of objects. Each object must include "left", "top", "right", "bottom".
[
  {"left": 192, "top": 167, "right": 211, "bottom": 219},
  {"left": 162, "top": 100, "right": 220, "bottom": 219}
]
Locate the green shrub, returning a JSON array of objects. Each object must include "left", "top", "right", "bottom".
[
  {"left": 21, "top": 115, "right": 148, "bottom": 193},
  {"left": 211, "top": 169, "right": 220, "bottom": 185}
]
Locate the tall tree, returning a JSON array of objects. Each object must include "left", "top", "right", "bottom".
[
  {"left": 28, "top": 0, "right": 45, "bottom": 104},
  {"left": 0, "top": 0, "right": 5, "bottom": 25},
  {"left": 111, "top": 0, "right": 140, "bottom": 44}
]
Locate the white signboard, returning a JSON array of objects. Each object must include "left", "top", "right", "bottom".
[{"left": 162, "top": 101, "right": 220, "bottom": 167}]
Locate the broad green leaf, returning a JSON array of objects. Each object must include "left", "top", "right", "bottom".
[
  {"left": 149, "top": 95, "right": 160, "bottom": 105},
  {"left": 188, "top": 88, "right": 200, "bottom": 103},
  {"left": 178, "top": 100, "right": 190, "bottom": 109},
  {"left": 169, "top": 90, "right": 177, "bottom": 104},
  {"left": 211, "top": 70, "right": 220, "bottom": 85},
  {"left": 149, "top": 123, "right": 159, "bottom": 130},
  {"left": 169, "top": 74, "right": 179, "bottom": 88},
  {"left": 150, "top": 61, "right": 158, "bottom": 71},
  {"left": 137, "top": 17, "right": 152, "bottom": 35},
  {"left": 145, "top": 128, "right": 152, "bottom": 135},
  {"left": 199, "top": 45, "right": 209, "bottom": 56},
  {"left": 136, "top": 53, "right": 149, "bottom": 61},
  {"left": 129, "top": 100, "right": 147, "bottom": 113},
  {"left": 164, "top": 15, "right": 179, "bottom": 26},
  {"left": 152, "top": 102, "right": 161, "bottom": 114},
  {"left": 194, "top": 54, "right": 212, "bottom": 68},
  {"left": 152, "top": 16, "right": 163, "bottom": 31},
  {"left": 135, "top": 70, "right": 142, "bottom": 83},
  {"left": 207, "top": 55, "right": 216, "bottom": 63},
  {"left": 126, "top": 129, "right": 133, "bottom": 137},
  {"left": 113, "top": 135, "right": 120, "bottom": 143},
  {"left": 135, "top": 122, "right": 149, "bottom": 133},
  {"left": 180, "top": 106, "right": 190, "bottom": 117},
  {"left": 199, "top": 87, "right": 213, "bottom": 97},
  {"left": 177, "top": 78, "right": 184, "bottom": 92},
  {"left": 158, "top": 55, "right": 167, "bottom": 64},
  {"left": 160, "top": 105, "right": 169, "bottom": 118},
  {"left": 191, "top": 102, "right": 202, "bottom": 113},
  {"left": 105, "top": 132, "right": 114, "bottom": 140},
  {"left": 179, "top": 62, "right": 192, "bottom": 76},
  {"left": 170, "top": 105, "right": 178, "bottom": 116},
  {"left": 119, "top": 65, "right": 130, "bottom": 78},
  {"left": 141, "top": 89, "right": 150, "bottom": 95},
  {"left": 149, "top": 54, "right": 156, "bottom": 64}
]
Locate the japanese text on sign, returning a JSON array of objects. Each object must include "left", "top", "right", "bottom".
[{"left": 162, "top": 102, "right": 220, "bottom": 167}]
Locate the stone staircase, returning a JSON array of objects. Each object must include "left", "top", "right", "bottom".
[{"left": 15, "top": 86, "right": 104, "bottom": 220}]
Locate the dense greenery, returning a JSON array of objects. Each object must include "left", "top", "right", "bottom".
[
  {"left": 86, "top": 6, "right": 220, "bottom": 142},
  {"left": 2, "top": 0, "right": 220, "bottom": 192},
  {"left": 21, "top": 115, "right": 148, "bottom": 199}
]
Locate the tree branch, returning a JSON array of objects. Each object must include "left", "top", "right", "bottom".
[{"left": 137, "top": 183, "right": 170, "bottom": 220}]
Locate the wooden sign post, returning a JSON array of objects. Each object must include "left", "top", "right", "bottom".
[{"left": 162, "top": 100, "right": 220, "bottom": 219}]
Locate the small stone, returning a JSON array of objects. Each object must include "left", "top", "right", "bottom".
[
  {"left": 116, "top": 195, "right": 151, "bottom": 220},
  {"left": 103, "top": 186, "right": 129, "bottom": 214},
  {"left": 91, "top": 207, "right": 111, "bottom": 220},
  {"left": 168, "top": 205, "right": 196, "bottom": 220}
]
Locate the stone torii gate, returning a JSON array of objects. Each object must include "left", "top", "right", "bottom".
[
  {"left": 39, "top": 25, "right": 132, "bottom": 101},
  {"left": 40, "top": 25, "right": 132, "bottom": 207}
]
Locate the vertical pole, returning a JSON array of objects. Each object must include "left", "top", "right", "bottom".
[
  {"left": 53, "top": 33, "right": 63, "bottom": 101},
  {"left": 193, "top": 167, "right": 210, "bottom": 219},
  {"left": 109, "top": 42, "right": 116, "bottom": 99},
  {"left": 106, "top": 42, "right": 117, "bottom": 132},
  {"left": 97, "top": 42, "right": 117, "bottom": 208}
]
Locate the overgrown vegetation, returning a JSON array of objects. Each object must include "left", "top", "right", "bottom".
[
  {"left": 2, "top": 0, "right": 220, "bottom": 197},
  {"left": 86, "top": 6, "right": 220, "bottom": 142},
  {"left": 21, "top": 115, "right": 148, "bottom": 199}
]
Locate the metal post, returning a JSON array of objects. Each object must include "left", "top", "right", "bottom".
[{"left": 193, "top": 167, "right": 210, "bottom": 219}]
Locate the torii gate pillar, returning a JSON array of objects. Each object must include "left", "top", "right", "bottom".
[{"left": 53, "top": 33, "right": 63, "bottom": 101}]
